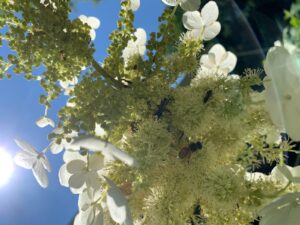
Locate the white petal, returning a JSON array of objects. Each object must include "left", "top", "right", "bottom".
[
  {"left": 203, "top": 21, "right": 221, "bottom": 41},
  {"left": 79, "top": 15, "right": 88, "bottom": 23},
  {"left": 200, "top": 53, "right": 216, "bottom": 69},
  {"left": 92, "top": 211, "right": 104, "bottom": 225},
  {"left": 220, "top": 51, "right": 237, "bottom": 73},
  {"left": 87, "top": 17, "right": 100, "bottom": 30},
  {"left": 15, "top": 139, "right": 38, "bottom": 155},
  {"left": 161, "top": 0, "right": 177, "bottom": 6},
  {"left": 89, "top": 154, "right": 105, "bottom": 171},
  {"left": 208, "top": 43, "right": 227, "bottom": 65},
  {"left": 79, "top": 190, "right": 92, "bottom": 211},
  {"left": 79, "top": 207, "right": 95, "bottom": 225},
  {"left": 49, "top": 141, "right": 64, "bottom": 154},
  {"left": 69, "top": 173, "right": 86, "bottom": 189},
  {"left": 58, "top": 164, "right": 70, "bottom": 187},
  {"left": 201, "top": 1, "right": 219, "bottom": 25},
  {"left": 32, "top": 161, "right": 48, "bottom": 188},
  {"left": 185, "top": 29, "right": 202, "bottom": 40},
  {"left": 180, "top": 0, "right": 201, "bottom": 11},
  {"left": 36, "top": 116, "right": 55, "bottom": 128},
  {"left": 70, "top": 136, "right": 138, "bottom": 167},
  {"left": 66, "top": 160, "right": 87, "bottom": 174},
  {"left": 182, "top": 11, "right": 203, "bottom": 30},
  {"left": 73, "top": 214, "right": 81, "bottom": 225},
  {"left": 106, "top": 177, "right": 129, "bottom": 224},
  {"left": 129, "top": 0, "right": 140, "bottom": 11},
  {"left": 14, "top": 151, "right": 36, "bottom": 169},
  {"left": 40, "top": 155, "right": 51, "bottom": 172}
]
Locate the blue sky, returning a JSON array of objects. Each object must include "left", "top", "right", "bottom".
[{"left": 0, "top": 1, "right": 164, "bottom": 225}]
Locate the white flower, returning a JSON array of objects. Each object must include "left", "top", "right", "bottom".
[
  {"left": 66, "top": 153, "right": 104, "bottom": 190},
  {"left": 263, "top": 46, "right": 300, "bottom": 140},
  {"left": 36, "top": 116, "right": 55, "bottom": 128},
  {"left": 197, "top": 44, "right": 237, "bottom": 78},
  {"left": 122, "top": 28, "right": 147, "bottom": 65},
  {"left": 14, "top": 139, "right": 51, "bottom": 188},
  {"left": 69, "top": 136, "right": 139, "bottom": 167},
  {"left": 105, "top": 177, "right": 133, "bottom": 225},
  {"left": 182, "top": 1, "right": 221, "bottom": 41},
  {"left": 49, "top": 128, "right": 78, "bottom": 154},
  {"left": 79, "top": 15, "right": 101, "bottom": 41},
  {"left": 74, "top": 188, "right": 104, "bottom": 225},
  {"left": 162, "top": 0, "right": 201, "bottom": 11},
  {"left": 58, "top": 150, "right": 86, "bottom": 194},
  {"left": 258, "top": 192, "right": 300, "bottom": 225}
]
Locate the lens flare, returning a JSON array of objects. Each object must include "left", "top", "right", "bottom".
[{"left": 0, "top": 148, "right": 14, "bottom": 187}]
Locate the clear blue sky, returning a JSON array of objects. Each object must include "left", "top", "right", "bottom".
[{"left": 0, "top": 1, "right": 164, "bottom": 225}]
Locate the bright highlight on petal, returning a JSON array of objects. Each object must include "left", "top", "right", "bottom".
[{"left": 0, "top": 148, "right": 14, "bottom": 187}]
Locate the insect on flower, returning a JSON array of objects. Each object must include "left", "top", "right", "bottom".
[{"left": 179, "top": 141, "right": 203, "bottom": 159}]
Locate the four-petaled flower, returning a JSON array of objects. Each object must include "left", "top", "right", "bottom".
[
  {"left": 66, "top": 153, "right": 105, "bottom": 191},
  {"left": 14, "top": 139, "right": 51, "bottom": 188},
  {"left": 182, "top": 1, "right": 221, "bottom": 41},
  {"left": 198, "top": 43, "right": 237, "bottom": 78},
  {"left": 79, "top": 15, "right": 101, "bottom": 41},
  {"left": 35, "top": 116, "right": 55, "bottom": 128},
  {"left": 74, "top": 188, "right": 104, "bottom": 225}
]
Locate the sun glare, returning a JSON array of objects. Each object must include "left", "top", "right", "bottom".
[{"left": 0, "top": 148, "right": 14, "bottom": 187}]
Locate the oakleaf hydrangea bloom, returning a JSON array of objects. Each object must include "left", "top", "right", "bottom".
[
  {"left": 122, "top": 28, "right": 147, "bottom": 65},
  {"left": 162, "top": 0, "right": 201, "bottom": 11},
  {"left": 74, "top": 188, "right": 104, "bottom": 225},
  {"left": 182, "top": 1, "right": 221, "bottom": 41},
  {"left": 259, "top": 192, "right": 300, "bottom": 225},
  {"left": 35, "top": 116, "right": 55, "bottom": 128},
  {"left": 14, "top": 139, "right": 51, "bottom": 188},
  {"left": 105, "top": 177, "right": 133, "bottom": 225},
  {"left": 263, "top": 46, "right": 300, "bottom": 141},
  {"left": 79, "top": 15, "right": 101, "bottom": 41},
  {"left": 195, "top": 43, "right": 237, "bottom": 80},
  {"left": 66, "top": 153, "right": 104, "bottom": 190}
]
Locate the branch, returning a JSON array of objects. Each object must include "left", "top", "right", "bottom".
[{"left": 92, "top": 59, "right": 124, "bottom": 89}]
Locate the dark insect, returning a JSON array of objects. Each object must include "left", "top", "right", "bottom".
[
  {"left": 203, "top": 89, "right": 213, "bottom": 104},
  {"left": 130, "top": 121, "right": 139, "bottom": 133},
  {"left": 179, "top": 141, "right": 203, "bottom": 159}
]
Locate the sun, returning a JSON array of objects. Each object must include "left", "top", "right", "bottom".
[{"left": 0, "top": 147, "right": 14, "bottom": 187}]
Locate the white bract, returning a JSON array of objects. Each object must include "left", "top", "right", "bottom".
[
  {"left": 182, "top": 1, "right": 221, "bottom": 41},
  {"left": 74, "top": 188, "right": 104, "bottom": 225},
  {"left": 122, "top": 28, "right": 147, "bottom": 65},
  {"left": 36, "top": 116, "right": 55, "bottom": 128},
  {"left": 14, "top": 139, "right": 51, "bottom": 188},
  {"left": 69, "top": 136, "right": 139, "bottom": 167},
  {"left": 129, "top": 0, "right": 140, "bottom": 11},
  {"left": 194, "top": 44, "right": 237, "bottom": 80},
  {"left": 162, "top": 0, "right": 201, "bottom": 11},
  {"left": 79, "top": 15, "right": 101, "bottom": 41},
  {"left": 263, "top": 46, "right": 300, "bottom": 140},
  {"left": 66, "top": 153, "right": 104, "bottom": 190},
  {"left": 49, "top": 128, "right": 78, "bottom": 154},
  {"left": 259, "top": 192, "right": 300, "bottom": 225},
  {"left": 59, "top": 76, "right": 78, "bottom": 96},
  {"left": 59, "top": 150, "right": 87, "bottom": 194},
  {"left": 105, "top": 177, "right": 133, "bottom": 225}
]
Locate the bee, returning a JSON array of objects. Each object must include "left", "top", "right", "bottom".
[{"left": 179, "top": 141, "right": 203, "bottom": 159}]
